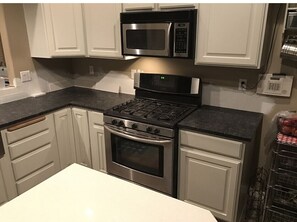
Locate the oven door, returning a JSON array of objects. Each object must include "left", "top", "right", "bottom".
[
  {"left": 104, "top": 125, "right": 174, "bottom": 195},
  {"left": 122, "top": 23, "right": 171, "bottom": 57}
]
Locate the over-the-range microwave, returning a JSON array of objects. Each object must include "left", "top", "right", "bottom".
[{"left": 120, "top": 9, "right": 197, "bottom": 59}]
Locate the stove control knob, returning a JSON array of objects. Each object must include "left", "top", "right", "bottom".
[
  {"left": 111, "top": 120, "right": 118, "bottom": 125},
  {"left": 154, "top": 129, "right": 160, "bottom": 134},
  {"left": 118, "top": 121, "right": 124, "bottom": 127},
  {"left": 132, "top": 123, "right": 138, "bottom": 129},
  {"left": 146, "top": 127, "right": 153, "bottom": 133}
]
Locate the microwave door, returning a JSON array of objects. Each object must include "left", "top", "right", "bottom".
[{"left": 122, "top": 23, "right": 171, "bottom": 57}]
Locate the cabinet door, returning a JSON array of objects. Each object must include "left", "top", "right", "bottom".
[
  {"left": 195, "top": 4, "right": 267, "bottom": 68},
  {"left": 72, "top": 108, "right": 91, "bottom": 168},
  {"left": 54, "top": 108, "right": 76, "bottom": 169},
  {"left": 84, "top": 4, "right": 122, "bottom": 58},
  {"left": 88, "top": 111, "right": 106, "bottom": 172},
  {"left": 0, "top": 167, "right": 8, "bottom": 205},
  {"left": 123, "top": 3, "right": 155, "bottom": 11},
  {"left": 179, "top": 147, "right": 241, "bottom": 222},
  {"left": 43, "top": 4, "right": 85, "bottom": 57},
  {"left": 158, "top": 3, "right": 197, "bottom": 9}
]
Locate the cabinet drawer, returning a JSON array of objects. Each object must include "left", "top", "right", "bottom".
[
  {"left": 88, "top": 111, "right": 103, "bottom": 125},
  {"left": 16, "top": 163, "right": 57, "bottom": 194},
  {"left": 5, "top": 116, "right": 48, "bottom": 144},
  {"left": 11, "top": 144, "right": 55, "bottom": 181},
  {"left": 8, "top": 130, "right": 52, "bottom": 160},
  {"left": 180, "top": 130, "right": 243, "bottom": 159}
]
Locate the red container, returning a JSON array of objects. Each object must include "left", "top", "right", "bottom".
[{"left": 278, "top": 114, "right": 297, "bottom": 137}]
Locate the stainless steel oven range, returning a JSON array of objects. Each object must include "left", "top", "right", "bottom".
[{"left": 104, "top": 73, "right": 202, "bottom": 197}]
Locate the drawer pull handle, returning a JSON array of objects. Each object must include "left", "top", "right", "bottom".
[{"left": 7, "top": 116, "right": 46, "bottom": 132}]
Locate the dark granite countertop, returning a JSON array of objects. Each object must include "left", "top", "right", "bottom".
[
  {"left": 0, "top": 87, "right": 134, "bottom": 129},
  {"left": 0, "top": 87, "right": 263, "bottom": 142},
  {"left": 178, "top": 105, "right": 263, "bottom": 142}
]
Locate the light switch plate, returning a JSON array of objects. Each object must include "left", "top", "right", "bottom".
[
  {"left": 256, "top": 73, "right": 293, "bottom": 97},
  {"left": 20, "top": 70, "right": 31, "bottom": 82}
]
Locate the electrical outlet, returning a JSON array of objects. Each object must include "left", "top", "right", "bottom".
[
  {"left": 238, "top": 79, "right": 247, "bottom": 91},
  {"left": 89, "top": 65, "right": 94, "bottom": 75},
  {"left": 20, "top": 70, "right": 31, "bottom": 82}
]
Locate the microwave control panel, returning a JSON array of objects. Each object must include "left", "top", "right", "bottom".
[{"left": 173, "top": 23, "right": 189, "bottom": 57}]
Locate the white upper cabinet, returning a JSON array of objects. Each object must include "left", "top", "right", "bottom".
[
  {"left": 123, "top": 3, "right": 156, "bottom": 11},
  {"left": 24, "top": 4, "right": 85, "bottom": 58},
  {"left": 158, "top": 3, "right": 197, "bottom": 10},
  {"left": 123, "top": 3, "right": 197, "bottom": 11},
  {"left": 195, "top": 4, "right": 268, "bottom": 68},
  {"left": 83, "top": 4, "right": 122, "bottom": 58}
]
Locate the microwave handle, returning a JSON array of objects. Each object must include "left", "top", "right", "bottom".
[{"left": 104, "top": 125, "right": 173, "bottom": 145}]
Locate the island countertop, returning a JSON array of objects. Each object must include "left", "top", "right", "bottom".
[{"left": 0, "top": 164, "right": 217, "bottom": 222}]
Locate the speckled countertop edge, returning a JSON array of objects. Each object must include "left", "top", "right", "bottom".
[
  {"left": 0, "top": 88, "right": 263, "bottom": 142},
  {"left": 0, "top": 87, "right": 134, "bottom": 129},
  {"left": 178, "top": 105, "right": 263, "bottom": 142}
]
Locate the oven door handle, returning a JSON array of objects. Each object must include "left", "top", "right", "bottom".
[{"left": 104, "top": 125, "right": 173, "bottom": 145}]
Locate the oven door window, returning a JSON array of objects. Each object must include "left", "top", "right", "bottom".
[{"left": 111, "top": 134, "right": 164, "bottom": 177}]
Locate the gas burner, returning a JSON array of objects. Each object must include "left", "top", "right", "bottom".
[{"left": 106, "top": 98, "right": 194, "bottom": 125}]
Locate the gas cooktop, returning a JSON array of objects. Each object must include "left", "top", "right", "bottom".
[{"left": 104, "top": 97, "right": 196, "bottom": 128}]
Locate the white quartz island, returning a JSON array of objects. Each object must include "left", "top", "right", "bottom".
[{"left": 0, "top": 164, "right": 217, "bottom": 222}]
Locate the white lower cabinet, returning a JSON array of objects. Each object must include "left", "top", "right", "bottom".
[
  {"left": 0, "top": 107, "right": 106, "bottom": 202},
  {"left": 54, "top": 108, "right": 76, "bottom": 169},
  {"left": 0, "top": 150, "right": 17, "bottom": 204},
  {"left": 72, "top": 108, "right": 92, "bottom": 168},
  {"left": 0, "top": 165, "right": 8, "bottom": 205},
  {"left": 1, "top": 114, "right": 61, "bottom": 195},
  {"left": 179, "top": 130, "right": 244, "bottom": 222},
  {"left": 88, "top": 111, "right": 106, "bottom": 172}
]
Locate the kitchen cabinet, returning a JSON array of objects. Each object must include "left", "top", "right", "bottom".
[
  {"left": 123, "top": 3, "right": 197, "bottom": 11},
  {"left": 158, "top": 3, "right": 197, "bottom": 9},
  {"left": 0, "top": 150, "right": 16, "bottom": 205},
  {"left": 88, "top": 111, "right": 106, "bottom": 172},
  {"left": 123, "top": 3, "right": 156, "bottom": 11},
  {"left": 23, "top": 4, "right": 85, "bottom": 58},
  {"left": 83, "top": 4, "right": 122, "bottom": 58},
  {"left": 195, "top": 4, "right": 268, "bottom": 68},
  {"left": 179, "top": 130, "right": 244, "bottom": 222},
  {"left": 72, "top": 108, "right": 92, "bottom": 168},
  {"left": 0, "top": 139, "right": 17, "bottom": 204},
  {"left": 1, "top": 114, "right": 61, "bottom": 195},
  {"left": 53, "top": 108, "right": 76, "bottom": 169},
  {"left": 0, "top": 164, "right": 8, "bottom": 205}
]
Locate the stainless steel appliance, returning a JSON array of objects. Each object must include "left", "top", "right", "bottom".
[
  {"left": 104, "top": 73, "right": 202, "bottom": 197},
  {"left": 0, "top": 136, "right": 4, "bottom": 158},
  {"left": 281, "top": 8, "right": 297, "bottom": 60},
  {"left": 120, "top": 10, "right": 197, "bottom": 58}
]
